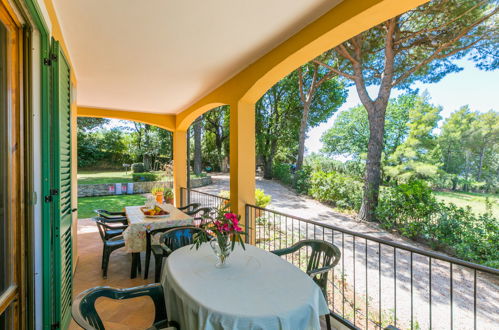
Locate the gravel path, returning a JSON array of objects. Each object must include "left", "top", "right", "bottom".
[{"left": 196, "top": 174, "right": 499, "bottom": 330}]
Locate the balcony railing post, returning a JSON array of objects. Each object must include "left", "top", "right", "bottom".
[
  {"left": 180, "top": 187, "right": 184, "bottom": 207},
  {"left": 245, "top": 204, "right": 250, "bottom": 244}
]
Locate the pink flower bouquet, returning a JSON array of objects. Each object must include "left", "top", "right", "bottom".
[{"left": 193, "top": 208, "right": 246, "bottom": 267}]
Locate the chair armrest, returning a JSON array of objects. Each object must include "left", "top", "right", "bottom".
[
  {"left": 307, "top": 266, "right": 333, "bottom": 278},
  {"left": 93, "top": 216, "right": 128, "bottom": 226},
  {"left": 94, "top": 209, "right": 126, "bottom": 216},
  {"left": 72, "top": 284, "right": 170, "bottom": 329},
  {"left": 102, "top": 217, "right": 128, "bottom": 225},
  {"left": 271, "top": 245, "right": 299, "bottom": 257},
  {"left": 159, "top": 239, "right": 174, "bottom": 255},
  {"left": 98, "top": 221, "right": 128, "bottom": 231}
]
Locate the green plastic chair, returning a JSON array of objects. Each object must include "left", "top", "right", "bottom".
[
  {"left": 177, "top": 203, "right": 201, "bottom": 213},
  {"left": 71, "top": 283, "right": 179, "bottom": 330},
  {"left": 271, "top": 239, "right": 341, "bottom": 330}
]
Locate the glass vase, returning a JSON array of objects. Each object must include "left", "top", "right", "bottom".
[{"left": 210, "top": 234, "right": 232, "bottom": 268}]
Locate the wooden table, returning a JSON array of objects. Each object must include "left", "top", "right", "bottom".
[{"left": 124, "top": 204, "right": 194, "bottom": 278}]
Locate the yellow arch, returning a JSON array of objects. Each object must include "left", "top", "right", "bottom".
[
  {"left": 175, "top": 0, "right": 429, "bottom": 126},
  {"left": 176, "top": 102, "right": 227, "bottom": 131},
  {"left": 77, "top": 106, "right": 176, "bottom": 131}
]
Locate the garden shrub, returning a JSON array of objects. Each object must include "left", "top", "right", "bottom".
[
  {"left": 294, "top": 165, "right": 312, "bottom": 194},
  {"left": 255, "top": 189, "right": 272, "bottom": 208},
  {"left": 430, "top": 204, "right": 499, "bottom": 268},
  {"left": 132, "top": 172, "right": 158, "bottom": 182},
  {"left": 376, "top": 180, "right": 439, "bottom": 238},
  {"left": 219, "top": 190, "right": 230, "bottom": 199},
  {"left": 273, "top": 162, "right": 312, "bottom": 194},
  {"left": 219, "top": 189, "right": 272, "bottom": 208},
  {"left": 308, "top": 170, "right": 363, "bottom": 210},
  {"left": 376, "top": 180, "right": 499, "bottom": 267},
  {"left": 272, "top": 163, "right": 293, "bottom": 185},
  {"left": 131, "top": 162, "right": 145, "bottom": 173}
]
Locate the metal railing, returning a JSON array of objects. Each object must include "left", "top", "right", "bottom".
[
  {"left": 246, "top": 204, "right": 499, "bottom": 330},
  {"left": 180, "top": 187, "right": 229, "bottom": 210}
]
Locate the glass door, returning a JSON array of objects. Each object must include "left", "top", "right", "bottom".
[{"left": 0, "top": 1, "right": 22, "bottom": 328}]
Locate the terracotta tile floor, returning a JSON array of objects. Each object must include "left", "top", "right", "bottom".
[
  {"left": 70, "top": 219, "right": 156, "bottom": 330},
  {"left": 70, "top": 219, "right": 331, "bottom": 330}
]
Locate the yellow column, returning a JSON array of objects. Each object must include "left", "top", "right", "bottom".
[
  {"left": 71, "top": 102, "right": 79, "bottom": 271},
  {"left": 173, "top": 130, "right": 188, "bottom": 207},
  {"left": 230, "top": 100, "right": 256, "bottom": 243}
]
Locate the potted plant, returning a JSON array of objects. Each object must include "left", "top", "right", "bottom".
[
  {"left": 192, "top": 208, "right": 246, "bottom": 268},
  {"left": 151, "top": 185, "right": 165, "bottom": 204},
  {"left": 163, "top": 187, "right": 174, "bottom": 204}
]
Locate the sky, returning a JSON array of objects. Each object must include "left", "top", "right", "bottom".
[{"left": 304, "top": 59, "right": 499, "bottom": 154}]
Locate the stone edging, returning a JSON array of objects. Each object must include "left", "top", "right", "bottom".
[{"left": 78, "top": 176, "right": 212, "bottom": 197}]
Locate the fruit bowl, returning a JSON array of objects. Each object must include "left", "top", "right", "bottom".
[{"left": 140, "top": 206, "right": 170, "bottom": 218}]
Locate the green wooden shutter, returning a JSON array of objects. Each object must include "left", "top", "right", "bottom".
[{"left": 51, "top": 40, "right": 73, "bottom": 330}]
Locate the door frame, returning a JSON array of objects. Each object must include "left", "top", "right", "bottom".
[
  {"left": 21, "top": 0, "right": 52, "bottom": 328},
  {"left": 0, "top": 0, "right": 24, "bottom": 328}
]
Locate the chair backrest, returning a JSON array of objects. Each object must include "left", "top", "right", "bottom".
[
  {"left": 94, "top": 219, "right": 108, "bottom": 242},
  {"left": 184, "top": 208, "right": 199, "bottom": 216},
  {"left": 303, "top": 240, "right": 340, "bottom": 288},
  {"left": 72, "top": 287, "right": 107, "bottom": 329},
  {"left": 179, "top": 203, "right": 201, "bottom": 213},
  {"left": 94, "top": 209, "right": 126, "bottom": 219},
  {"left": 93, "top": 218, "right": 125, "bottom": 242},
  {"left": 72, "top": 284, "right": 167, "bottom": 330},
  {"left": 159, "top": 226, "right": 204, "bottom": 252},
  {"left": 274, "top": 239, "right": 340, "bottom": 301},
  {"left": 189, "top": 207, "right": 213, "bottom": 226}
]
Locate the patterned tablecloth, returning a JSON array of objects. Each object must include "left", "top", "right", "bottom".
[{"left": 123, "top": 204, "right": 194, "bottom": 253}]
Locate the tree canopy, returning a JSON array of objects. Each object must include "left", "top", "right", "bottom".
[{"left": 314, "top": 0, "right": 498, "bottom": 221}]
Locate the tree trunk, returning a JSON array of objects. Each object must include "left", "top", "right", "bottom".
[
  {"left": 215, "top": 134, "right": 223, "bottom": 172},
  {"left": 193, "top": 119, "right": 202, "bottom": 175},
  {"left": 296, "top": 102, "right": 310, "bottom": 170},
  {"left": 476, "top": 146, "right": 485, "bottom": 181},
  {"left": 464, "top": 151, "right": 471, "bottom": 192},
  {"left": 263, "top": 157, "right": 273, "bottom": 180},
  {"left": 358, "top": 104, "right": 387, "bottom": 222},
  {"left": 143, "top": 154, "right": 152, "bottom": 171}
]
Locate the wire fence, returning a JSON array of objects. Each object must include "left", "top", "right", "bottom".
[{"left": 180, "top": 187, "right": 228, "bottom": 210}]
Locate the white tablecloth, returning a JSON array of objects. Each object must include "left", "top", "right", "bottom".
[
  {"left": 123, "top": 204, "right": 193, "bottom": 253},
  {"left": 162, "top": 244, "right": 329, "bottom": 330}
]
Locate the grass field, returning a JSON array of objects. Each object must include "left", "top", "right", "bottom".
[
  {"left": 77, "top": 170, "right": 167, "bottom": 184},
  {"left": 77, "top": 194, "right": 147, "bottom": 219},
  {"left": 434, "top": 190, "right": 499, "bottom": 218}
]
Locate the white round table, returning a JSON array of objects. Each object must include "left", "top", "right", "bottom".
[{"left": 161, "top": 243, "right": 329, "bottom": 330}]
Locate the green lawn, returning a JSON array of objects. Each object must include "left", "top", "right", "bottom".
[
  {"left": 77, "top": 194, "right": 147, "bottom": 219},
  {"left": 77, "top": 170, "right": 167, "bottom": 185},
  {"left": 434, "top": 191, "right": 499, "bottom": 218}
]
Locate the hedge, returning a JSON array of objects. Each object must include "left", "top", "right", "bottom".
[{"left": 132, "top": 172, "right": 158, "bottom": 182}]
